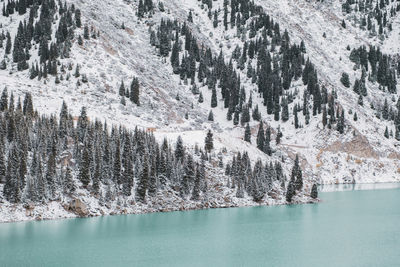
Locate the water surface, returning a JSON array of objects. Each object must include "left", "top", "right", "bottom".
[{"left": 1, "top": 184, "right": 399, "bottom": 266}]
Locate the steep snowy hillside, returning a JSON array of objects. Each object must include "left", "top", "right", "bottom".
[
  {"left": 0, "top": 0, "right": 399, "bottom": 222},
  {"left": 250, "top": 0, "right": 400, "bottom": 183}
]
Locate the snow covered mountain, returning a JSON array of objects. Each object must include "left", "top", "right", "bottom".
[{"left": 0, "top": 0, "right": 399, "bottom": 222}]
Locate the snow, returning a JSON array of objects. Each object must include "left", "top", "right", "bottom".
[{"left": 0, "top": 0, "right": 399, "bottom": 222}]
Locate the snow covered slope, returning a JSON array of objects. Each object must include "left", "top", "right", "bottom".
[
  {"left": 0, "top": 0, "right": 399, "bottom": 222},
  {"left": 1, "top": 0, "right": 399, "bottom": 183}
]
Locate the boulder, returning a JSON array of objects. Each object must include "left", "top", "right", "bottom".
[{"left": 68, "top": 199, "right": 89, "bottom": 217}]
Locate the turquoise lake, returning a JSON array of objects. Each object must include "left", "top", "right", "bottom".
[{"left": 1, "top": 184, "right": 399, "bottom": 267}]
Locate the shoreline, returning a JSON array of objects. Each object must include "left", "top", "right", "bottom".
[
  {"left": 0, "top": 196, "right": 318, "bottom": 224},
  {"left": 2, "top": 182, "right": 399, "bottom": 224}
]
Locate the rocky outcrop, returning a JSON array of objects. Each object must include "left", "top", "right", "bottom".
[{"left": 67, "top": 199, "right": 89, "bottom": 217}]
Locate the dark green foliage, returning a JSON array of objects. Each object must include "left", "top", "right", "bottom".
[
  {"left": 384, "top": 126, "right": 389, "bottom": 138},
  {"left": 204, "top": 130, "right": 214, "bottom": 152},
  {"left": 130, "top": 77, "right": 140, "bottom": 105},
  {"left": 311, "top": 184, "right": 318, "bottom": 199},
  {"left": 208, "top": 110, "right": 214, "bottom": 121},
  {"left": 119, "top": 80, "right": 125, "bottom": 96},
  {"left": 136, "top": 155, "right": 149, "bottom": 203},
  {"left": 286, "top": 181, "right": 295, "bottom": 203},
  {"left": 211, "top": 87, "right": 217, "bottom": 108},
  {"left": 84, "top": 25, "right": 90, "bottom": 39},
  {"left": 337, "top": 109, "right": 345, "bottom": 134},
  {"left": 75, "top": 9, "right": 82, "bottom": 28},
  {"left": 244, "top": 123, "right": 251, "bottom": 143},
  {"left": 340, "top": 72, "right": 350, "bottom": 88},
  {"left": 175, "top": 136, "right": 185, "bottom": 162},
  {"left": 256, "top": 122, "right": 265, "bottom": 151},
  {"left": 79, "top": 144, "right": 91, "bottom": 188}
]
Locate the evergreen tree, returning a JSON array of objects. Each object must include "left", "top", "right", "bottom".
[
  {"left": 208, "top": 110, "right": 214, "bottom": 121},
  {"left": 79, "top": 144, "right": 91, "bottom": 188},
  {"left": 5, "top": 32, "right": 11, "bottom": 55},
  {"left": 84, "top": 25, "right": 90, "bottom": 39},
  {"left": 353, "top": 112, "right": 358, "bottom": 121},
  {"left": 384, "top": 126, "right": 389, "bottom": 138},
  {"left": 204, "top": 130, "right": 214, "bottom": 152},
  {"left": 211, "top": 87, "right": 217, "bottom": 108},
  {"left": 322, "top": 106, "right": 327, "bottom": 127},
  {"left": 213, "top": 10, "right": 218, "bottom": 28},
  {"left": 198, "top": 92, "right": 204, "bottom": 103},
  {"left": 63, "top": 167, "right": 75, "bottom": 196},
  {"left": 286, "top": 180, "right": 295, "bottom": 203},
  {"left": 181, "top": 155, "right": 194, "bottom": 197},
  {"left": 256, "top": 122, "right": 265, "bottom": 151},
  {"left": 244, "top": 123, "right": 251, "bottom": 143},
  {"left": 136, "top": 155, "right": 149, "bottom": 203},
  {"left": 130, "top": 78, "right": 140, "bottom": 105},
  {"left": 175, "top": 136, "right": 185, "bottom": 162},
  {"left": 340, "top": 72, "right": 350, "bottom": 88},
  {"left": 119, "top": 80, "right": 125, "bottom": 96},
  {"left": 75, "top": 9, "right": 82, "bottom": 28},
  {"left": 0, "top": 88, "right": 8, "bottom": 111},
  {"left": 311, "top": 184, "right": 318, "bottom": 199},
  {"left": 337, "top": 109, "right": 345, "bottom": 134},
  {"left": 191, "top": 163, "right": 201, "bottom": 200},
  {"left": 92, "top": 147, "right": 101, "bottom": 195}
]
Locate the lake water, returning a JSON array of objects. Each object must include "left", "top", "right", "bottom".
[{"left": 1, "top": 184, "right": 400, "bottom": 267}]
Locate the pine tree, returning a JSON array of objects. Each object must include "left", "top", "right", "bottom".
[
  {"left": 204, "top": 130, "right": 214, "bottom": 153},
  {"left": 0, "top": 90, "right": 8, "bottom": 113},
  {"left": 0, "top": 141, "right": 5, "bottom": 184},
  {"left": 92, "top": 147, "right": 101, "bottom": 195},
  {"left": 119, "top": 80, "right": 125, "bottom": 96},
  {"left": 138, "top": 0, "right": 145, "bottom": 18},
  {"left": 252, "top": 105, "right": 261, "bottom": 121},
  {"left": 173, "top": 136, "right": 184, "bottom": 162},
  {"left": 211, "top": 87, "right": 217, "bottom": 108},
  {"left": 294, "top": 105, "right": 299, "bottom": 129},
  {"left": 45, "top": 151, "right": 56, "bottom": 199},
  {"left": 353, "top": 112, "right": 358, "bottom": 121},
  {"left": 358, "top": 94, "right": 363, "bottom": 106},
  {"left": 36, "top": 158, "right": 46, "bottom": 202},
  {"left": 337, "top": 109, "right": 345, "bottom": 134},
  {"left": 256, "top": 122, "right": 265, "bottom": 151},
  {"left": 286, "top": 180, "right": 295, "bottom": 203},
  {"left": 382, "top": 98, "right": 389, "bottom": 120},
  {"left": 188, "top": 10, "right": 193, "bottom": 23},
  {"left": 213, "top": 11, "right": 218, "bottom": 28},
  {"left": 130, "top": 78, "right": 140, "bottom": 105},
  {"left": 64, "top": 167, "right": 76, "bottom": 196},
  {"left": 191, "top": 163, "right": 201, "bottom": 200},
  {"left": 77, "top": 106, "right": 87, "bottom": 142},
  {"left": 113, "top": 139, "right": 121, "bottom": 185},
  {"left": 340, "top": 72, "right": 350, "bottom": 88},
  {"left": 208, "top": 110, "right": 214, "bottom": 121},
  {"left": 281, "top": 98, "right": 289, "bottom": 122},
  {"left": 136, "top": 155, "right": 149, "bottom": 203},
  {"left": 75, "top": 9, "right": 82, "bottom": 28},
  {"left": 5, "top": 32, "right": 11, "bottom": 55},
  {"left": 384, "top": 126, "right": 389, "bottom": 138},
  {"left": 84, "top": 25, "right": 90, "bottom": 39},
  {"left": 276, "top": 126, "right": 282, "bottom": 144},
  {"left": 292, "top": 155, "right": 303, "bottom": 191},
  {"left": 181, "top": 155, "right": 194, "bottom": 197},
  {"left": 148, "top": 159, "right": 157, "bottom": 197},
  {"left": 198, "top": 92, "right": 204, "bottom": 103},
  {"left": 79, "top": 144, "right": 91, "bottom": 188},
  {"left": 311, "top": 184, "right": 318, "bottom": 199},
  {"left": 244, "top": 123, "right": 251, "bottom": 143},
  {"left": 322, "top": 106, "right": 327, "bottom": 127}
]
